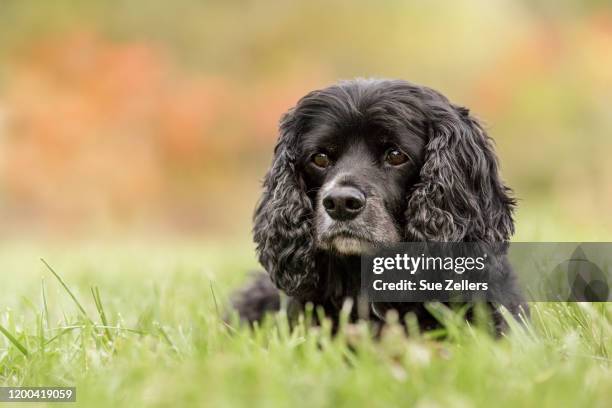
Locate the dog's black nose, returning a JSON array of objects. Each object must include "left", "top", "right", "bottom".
[{"left": 322, "top": 187, "right": 366, "bottom": 221}]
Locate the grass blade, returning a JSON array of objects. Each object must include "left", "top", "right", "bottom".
[
  {"left": 40, "top": 258, "right": 92, "bottom": 322},
  {"left": 37, "top": 314, "right": 45, "bottom": 353},
  {"left": 156, "top": 323, "right": 179, "bottom": 355},
  {"left": 41, "top": 278, "right": 51, "bottom": 329},
  {"left": 209, "top": 281, "right": 221, "bottom": 318},
  {"left": 0, "top": 324, "right": 29, "bottom": 357},
  {"left": 91, "top": 286, "right": 113, "bottom": 342},
  {"left": 209, "top": 281, "right": 240, "bottom": 335}
]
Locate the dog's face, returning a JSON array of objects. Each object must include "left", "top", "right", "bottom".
[
  {"left": 299, "top": 120, "right": 426, "bottom": 255},
  {"left": 254, "top": 79, "right": 515, "bottom": 296}
]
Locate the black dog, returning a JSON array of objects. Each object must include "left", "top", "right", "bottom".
[{"left": 231, "top": 79, "right": 527, "bottom": 331}]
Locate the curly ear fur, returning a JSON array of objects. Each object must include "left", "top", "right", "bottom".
[
  {"left": 253, "top": 110, "right": 318, "bottom": 297},
  {"left": 405, "top": 100, "right": 515, "bottom": 243}
]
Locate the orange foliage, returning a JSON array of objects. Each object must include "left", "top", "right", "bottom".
[
  {"left": 0, "top": 32, "right": 319, "bottom": 232},
  {"left": 1, "top": 33, "right": 219, "bottom": 229}
]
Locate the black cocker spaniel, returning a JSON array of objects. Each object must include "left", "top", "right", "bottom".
[{"left": 231, "top": 79, "right": 527, "bottom": 331}]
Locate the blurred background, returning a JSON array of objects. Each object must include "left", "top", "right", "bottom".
[{"left": 1, "top": 0, "right": 611, "bottom": 242}]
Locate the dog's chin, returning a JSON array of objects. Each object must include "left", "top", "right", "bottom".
[
  {"left": 333, "top": 237, "right": 374, "bottom": 255},
  {"left": 319, "top": 236, "right": 376, "bottom": 255}
]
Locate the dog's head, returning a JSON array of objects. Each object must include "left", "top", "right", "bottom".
[{"left": 254, "top": 79, "right": 515, "bottom": 296}]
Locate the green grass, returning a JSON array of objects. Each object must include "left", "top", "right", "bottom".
[{"left": 0, "top": 234, "right": 611, "bottom": 407}]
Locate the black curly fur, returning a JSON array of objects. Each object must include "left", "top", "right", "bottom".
[
  {"left": 232, "top": 79, "right": 527, "bottom": 331},
  {"left": 252, "top": 111, "right": 319, "bottom": 297}
]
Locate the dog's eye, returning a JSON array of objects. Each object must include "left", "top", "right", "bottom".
[
  {"left": 385, "top": 148, "right": 409, "bottom": 166},
  {"left": 312, "top": 153, "right": 331, "bottom": 168}
]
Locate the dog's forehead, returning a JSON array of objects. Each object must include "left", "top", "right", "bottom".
[
  {"left": 296, "top": 97, "right": 427, "bottom": 152},
  {"left": 302, "top": 121, "right": 385, "bottom": 144},
  {"left": 300, "top": 119, "right": 425, "bottom": 164}
]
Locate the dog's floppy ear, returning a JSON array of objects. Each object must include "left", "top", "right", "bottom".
[
  {"left": 253, "top": 109, "right": 318, "bottom": 297},
  {"left": 405, "top": 102, "right": 515, "bottom": 243}
]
